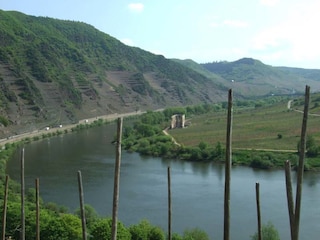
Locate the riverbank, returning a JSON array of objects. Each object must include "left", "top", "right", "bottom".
[
  {"left": 0, "top": 110, "right": 146, "bottom": 148},
  {"left": 2, "top": 105, "right": 319, "bottom": 172}
]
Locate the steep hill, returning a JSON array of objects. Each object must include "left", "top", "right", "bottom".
[
  {"left": 1, "top": 10, "right": 320, "bottom": 138},
  {"left": 0, "top": 10, "right": 226, "bottom": 137}
]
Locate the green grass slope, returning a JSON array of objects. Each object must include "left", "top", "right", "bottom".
[{"left": 170, "top": 93, "right": 320, "bottom": 151}]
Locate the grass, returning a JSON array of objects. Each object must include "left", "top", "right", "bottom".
[{"left": 170, "top": 100, "right": 320, "bottom": 152}]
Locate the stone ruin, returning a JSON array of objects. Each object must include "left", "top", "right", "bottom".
[{"left": 170, "top": 114, "right": 185, "bottom": 129}]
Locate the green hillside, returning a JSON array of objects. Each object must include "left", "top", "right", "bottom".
[
  {"left": 200, "top": 58, "right": 320, "bottom": 96},
  {"left": 1, "top": 10, "right": 320, "bottom": 138},
  {"left": 277, "top": 66, "right": 320, "bottom": 82},
  {"left": 0, "top": 10, "right": 225, "bottom": 137}
]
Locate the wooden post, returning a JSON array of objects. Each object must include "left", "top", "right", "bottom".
[
  {"left": 224, "top": 89, "right": 233, "bottom": 240},
  {"left": 21, "top": 148, "right": 25, "bottom": 240},
  {"left": 111, "top": 117, "right": 123, "bottom": 240},
  {"left": 2, "top": 175, "right": 9, "bottom": 240},
  {"left": 294, "top": 85, "right": 310, "bottom": 240},
  {"left": 255, "top": 182, "right": 262, "bottom": 240},
  {"left": 35, "top": 178, "right": 40, "bottom": 240},
  {"left": 167, "top": 166, "right": 172, "bottom": 240},
  {"left": 285, "top": 160, "right": 295, "bottom": 240},
  {"left": 78, "top": 171, "right": 87, "bottom": 240}
]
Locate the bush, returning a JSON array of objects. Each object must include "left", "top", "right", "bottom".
[
  {"left": 182, "top": 227, "right": 209, "bottom": 240},
  {"left": 251, "top": 222, "right": 280, "bottom": 240},
  {"left": 172, "top": 233, "right": 183, "bottom": 240},
  {"left": 0, "top": 115, "right": 9, "bottom": 126},
  {"left": 90, "top": 218, "right": 131, "bottom": 240},
  {"left": 129, "top": 220, "right": 165, "bottom": 240},
  {"left": 297, "top": 135, "right": 320, "bottom": 157},
  {"left": 74, "top": 204, "right": 98, "bottom": 227},
  {"left": 250, "top": 156, "right": 274, "bottom": 169}
]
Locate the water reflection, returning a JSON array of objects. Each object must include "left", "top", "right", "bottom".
[
  {"left": 211, "top": 162, "right": 224, "bottom": 182},
  {"left": 302, "top": 172, "right": 320, "bottom": 187}
]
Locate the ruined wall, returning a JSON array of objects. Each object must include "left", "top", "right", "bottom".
[{"left": 170, "top": 114, "right": 185, "bottom": 129}]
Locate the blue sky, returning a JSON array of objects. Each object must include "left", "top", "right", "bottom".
[{"left": 2, "top": 0, "right": 320, "bottom": 69}]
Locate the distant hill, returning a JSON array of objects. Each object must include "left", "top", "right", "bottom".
[
  {"left": 199, "top": 58, "right": 320, "bottom": 97},
  {"left": 0, "top": 10, "right": 320, "bottom": 137},
  {"left": 276, "top": 67, "right": 320, "bottom": 82}
]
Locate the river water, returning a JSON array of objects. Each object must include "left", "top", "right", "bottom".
[{"left": 6, "top": 123, "right": 320, "bottom": 239}]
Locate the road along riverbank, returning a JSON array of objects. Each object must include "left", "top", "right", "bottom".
[{"left": 0, "top": 110, "right": 146, "bottom": 147}]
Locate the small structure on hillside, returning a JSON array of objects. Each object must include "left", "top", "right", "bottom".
[{"left": 170, "top": 114, "right": 185, "bottom": 129}]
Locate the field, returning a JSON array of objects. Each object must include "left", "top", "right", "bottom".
[{"left": 169, "top": 99, "right": 320, "bottom": 152}]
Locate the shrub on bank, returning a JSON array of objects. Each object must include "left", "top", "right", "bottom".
[{"left": 251, "top": 222, "right": 280, "bottom": 240}]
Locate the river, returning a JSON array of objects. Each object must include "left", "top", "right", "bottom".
[{"left": 6, "top": 123, "right": 320, "bottom": 239}]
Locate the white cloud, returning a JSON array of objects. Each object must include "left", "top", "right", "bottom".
[
  {"left": 128, "top": 3, "right": 144, "bottom": 13},
  {"left": 252, "top": 1, "right": 320, "bottom": 65},
  {"left": 223, "top": 20, "right": 248, "bottom": 28},
  {"left": 231, "top": 47, "right": 248, "bottom": 56},
  {"left": 260, "top": 0, "right": 279, "bottom": 7},
  {"left": 252, "top": 27, "right": 283, "bottom": 50},
  {"left": 261, "top": 52, "right": 286, "bottom": 63},
  {"left": 208, "top": 19, "right": 248, "bottom": 28},
  {"left": 210, "top": 22, "right": 219, "bottom": 28}
]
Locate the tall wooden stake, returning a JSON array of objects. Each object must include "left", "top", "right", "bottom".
[
  {"left": 285, "top": 160, "right": 295, "bottom": 239},
  {"left": 224, "top": 89, "right": 233, "bottom": 240},
  {"left": 167, "top": 166, "right": 172, "bottom": 240},
  {"left": 255, "top": 182, "right": 262, "bottom": 240},
  {"left": 2, "top": 175, "right": 9, "bottom": 240},
  {"left": 21, "top": 148, "right": 25, "bottom": 240},
  {"left": 78, "top": 171, "right": 87, "bottom": 240},
  {"left": 35, "top": 178, "right": 40, "bottom": 240},
  {"left": 293, "top": 85, "right": 310, "bottom": 240},
  {"left": 111, "top": 117, "right": 123, "bottom": 240}
]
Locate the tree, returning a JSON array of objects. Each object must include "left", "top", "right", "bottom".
[
  {"left": 90, "top": 218, "right": 131, "bottom": 240},
  {"left": 297, "top": 135, "right": 319, "bottom": 157},
  {"left": 251, "top": 222, "right": 280, "bottom": 240},
  {"left": 198, "top": 141, "right": 209, "bottom": 150},
  {"left": 60, "top": 214, "right": 82, "bottom": 239},
  {"left": 214, "top": 142, "right": 224, "bottom": 160},
  {"left": 182, "top": 228, "right": 209, "bottom": 240},
  {"left": 3, "top": 202, "right": 21, "bottom": 239},
  {"left": 129, "top": 220, "right": 165, "bottom": 240},
  {"left": 134, "top": 122, "right": 157, "bottom": 137},
  {"left": 74, "top": 204, "right": 98, "bottom": 228},
  {"left": 40, "top": 212, "right": 70, "bottom": 240},
  {"left": 172, "top": 233, "right": 183, "bottom": 240},
  {"left": 190, "top": 147, "right": 202, "bottom": 161},
  {"left": 148, "top": 226, "right": 166, "bottom": 240}
]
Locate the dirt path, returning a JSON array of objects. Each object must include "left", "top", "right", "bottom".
[
  {"left": 163, "top": 128, "right": 181, "bottom": 146},
  {"left": 287, "top": 100, "right": 320, "bottom": 116},
  {"left": 233, "top": 147, "right": 296, "bottom": 153}
]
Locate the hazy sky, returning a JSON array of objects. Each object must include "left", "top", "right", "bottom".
[{"left": 2, "top": 0, "right": 320, "bottom": 69}]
